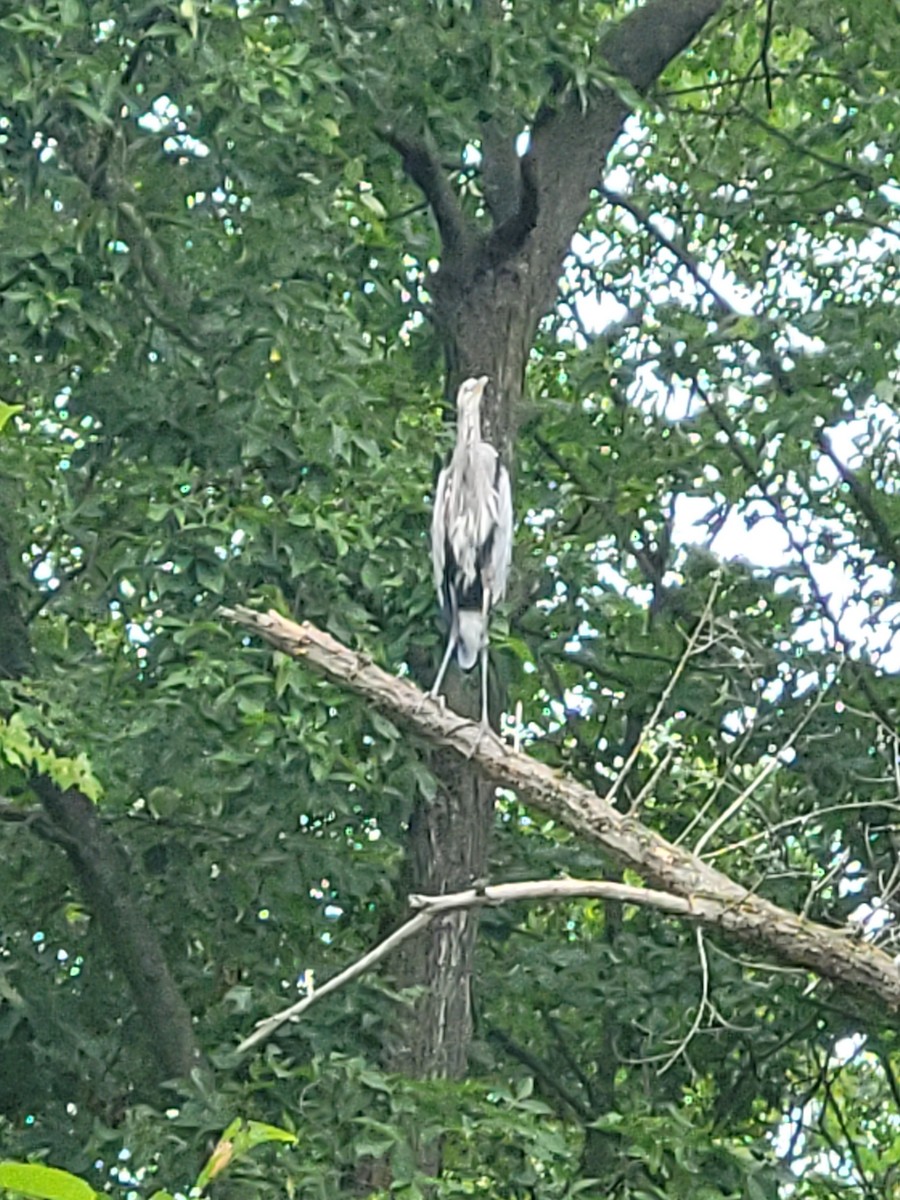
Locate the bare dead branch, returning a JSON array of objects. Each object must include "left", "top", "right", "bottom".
[
  {"left": 237, "top": 876, "right": 709, "bottom": 1052},
  {"left": 656, "top": 928, "right": 710, "bottom": 1074},
  {"left": 607, "top": 573, "right": 720, "bottom": 810},
  {"left": 238, "top": 910, "right": 435, "bottom": 1053},
  {"left": 220, "top": 606, "right": 900, "bottom": 1019},
  {"left": 692, "top": 685, "right": 828, "bottom": 855}
]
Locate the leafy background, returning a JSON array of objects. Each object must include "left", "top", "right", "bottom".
[{"left": 0, "top": 1, "right": 898, "bottom": 1197}]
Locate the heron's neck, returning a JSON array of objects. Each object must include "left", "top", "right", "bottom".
[{"left": 458, "top": 405, "right": 482, "bottom": 447}]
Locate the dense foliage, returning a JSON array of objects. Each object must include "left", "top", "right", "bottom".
[{"left": 0, "top": 1, "right": 898, "bottom": 1197}]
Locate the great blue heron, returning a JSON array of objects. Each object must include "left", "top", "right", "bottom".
[{"left": 430, "top": 375, "right": 513, "bottom": 727}]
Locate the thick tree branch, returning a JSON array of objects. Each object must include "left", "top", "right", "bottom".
[
  {"left": 480, "top": 116, "right": 523, "bottom": 227},
  {"left": 0, "top": 527, "right": 201, "bottom": 1085},
  {"left": 484, "top": 153, "right": 540, "bottom": 262},
  {"left": 30, "top": 777, "right": 202, "bottom": 1081},
  {"left": 475, "top": 0, "right": 523, "bottom": 227},
  {"left": 221, "top": 606, "right": 900, "bottom": 1018},
  {"left": 524, "top": 0, "right": 726, "bottom": 284},
  {"left": 394, "top": 0, "right": 727, "bottom": 391},
  {"left": 379, "top": 123, "right": 474, "bottom": 257},
  {"left": 599, "top": 0, "right": 728, "bottom": 93}
]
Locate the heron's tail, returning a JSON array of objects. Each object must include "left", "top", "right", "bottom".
[{"left": 456, "top": 609, "right": 487, "bottom": 671}]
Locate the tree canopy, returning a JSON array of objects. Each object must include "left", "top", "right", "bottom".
[{"left": 0, "top": 1, "right": 898, "bottom": 1198}]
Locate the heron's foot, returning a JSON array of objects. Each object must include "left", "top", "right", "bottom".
[
  {"left": 415, "top": 688, "right": 445, "bottom": 717},
  {"left": 465, "top": 720, "right": 493, "bottom": 760},
  {"left": 444, "top": 715, "right": 471, "bottom": 739}
]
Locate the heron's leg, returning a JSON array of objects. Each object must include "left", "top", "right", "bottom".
[
  {"left": 428, "top": 632, "right": 456, "bottom": 700},
  {"left": 479, "top": 586, "right": 493, "bottom": 730},
  {"left": 479, "top": 640, "right": 490, "bottom": 731},
  {"left": 459, "top": 650, "right": 492, "bottom": 760},
  {"left": 465, "top": 590, "right": 492, "bottom": 755}
]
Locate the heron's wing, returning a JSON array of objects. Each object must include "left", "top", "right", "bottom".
[
  {"left": 489, "top": 461, "right": 513, "bottom": 602},
  {"left": 431, "top": 463, "right": 450, "bottom": 600}
]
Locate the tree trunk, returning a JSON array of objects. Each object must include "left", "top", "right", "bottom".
[
  {"left": 388, "top": 267, "right": 533, "bottom": 1080},
  {"left": 386, "top": 0, "right": 726, "bottom": 1093}
]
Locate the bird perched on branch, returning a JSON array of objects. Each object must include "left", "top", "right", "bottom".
[{"left": 430, "top": 375, "right": 513, "bottom": 727}]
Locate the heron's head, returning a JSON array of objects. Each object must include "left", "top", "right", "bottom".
[{"left": 456, "top": 376, "right": 489, "bottom": 419}]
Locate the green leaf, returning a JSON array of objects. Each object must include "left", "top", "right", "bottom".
[
  {"left": 195, "top": 1119, "right": 296, "bottom": 1190},
  {"left": 0, "top": 1163, "right": 97, "bottom": 1200},
  {"left": 0, "top": 402, "right": 24, "bottom": 434},
  {"left": 58, "top": 0, "right": 82, "bottom": 26}
]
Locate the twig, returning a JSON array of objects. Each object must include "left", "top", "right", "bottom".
[
  {"left": 758, "top": 0, "right": 776, "bottom": 110},
  {"left": 817, "top": 430, "right": 900, "bottom": 568},
  {"left": 545, "top": 1012, "right": 598, "bottom": 1107},
  {"left": 604, "top": 574, "right": 720, "bottom": 809},
  {"left": 674, "top": 720, "right": 757, "bottom": 847},
  {"left": 601, "top": 187, "right": 734, "bottom": 316},
  {"left": 741, "top": 107, "right": 873, "bottom": 189},
  {"left": 802, "top": 848, "right": 851, "bottom": 919},
  {"left": 876, "top": 1048, "right": 900, "bottom": 1116},
  {"left": 0, "top": 800, "right": 41, "bottom": 824},
  {"left": 488, "top": 1026, "right": 590, "bottom": 1120},
  {"left": 626, "top": 746, "right": 677, "bottom": 818},
  {"left": 705, "top": 800, "right": 900, "bottom": 861},
  {"left": 693, "top": 686, "right": 827, "bottom": 855},
  {"left": 657, "top": 928, "right": 710, "bottom": 1074},
  {"left": 660, "top": 69, "right": 842, "bottom": 98},
  {"left": 820, "top": 1056, "right": 877, "bottom": 1197}
]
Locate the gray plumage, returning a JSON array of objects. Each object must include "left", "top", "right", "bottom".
[{"left": 429, "top": 376, "right": 513, "bottom": 726}]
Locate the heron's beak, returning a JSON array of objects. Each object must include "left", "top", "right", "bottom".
[
  {"left": 456, "top": 375, "right": 490, "bottom": 408},
  {"left": 468, "top": 375, "right": 489, "bottom": 402}
]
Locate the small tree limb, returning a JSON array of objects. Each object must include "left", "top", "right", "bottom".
[
  {"left": 237, "top": 877, "right": 705, "bottom": 1052},
  {"left": 220, "top": 606, "right": 900, "bottom": 1019},
  {"left": 237, "top": 911, "right": 434, "bottom": 1053}
]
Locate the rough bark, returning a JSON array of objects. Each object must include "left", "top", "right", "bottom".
[
  {"left": 220, "top": 608, "right": 900, "bottom": 1016},
  {"left": 0, "top": 525, "right": 200, "bottom": 1086},
  {"left": 0, "top": 530, "right": 35, "bottom": 682},
  {"left": 390, "top": 755, "right": 493, "bottom": 1079},
  {"left": 382, "top": 0, "right": 726, "bottom": 1082},
  {"left": 30, "top": 778, "right": 201, "bottom": 1082}
]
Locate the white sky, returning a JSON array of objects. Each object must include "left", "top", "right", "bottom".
[{"left": 563, "top": 157, "right": 900, "bottom": 671}]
